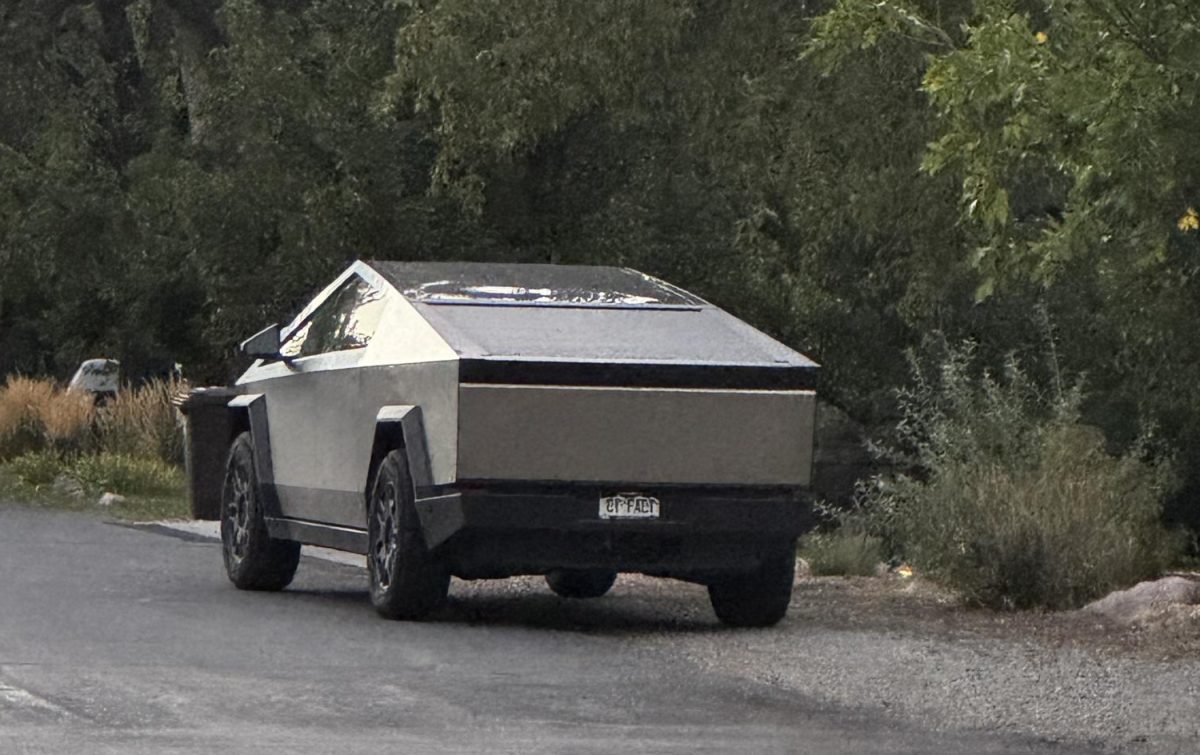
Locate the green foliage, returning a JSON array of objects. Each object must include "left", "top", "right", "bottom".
[
  {"left": 69, "top": 452, "right": 183, "bottom": 498},
  {"left": 808, "top": 0, "right": 1200, "bottom": 532},
  {"left": 800, "top": 526, "right": 885, "bottom": 577},
  {"left": 384, "top": 0, "right": 976, "bottom": 415},
  {"left": 864, "top": 340, "right": 1181, "bottom": 609},
  {"left": 2, "top": 0, "right": 1200, "bottom": 543},
  {"left": 386, "top": 0, "right": 695, "bottom": 210},
  {"left": 6, "top": 443, "right": 184, "bottom": 499},
  {"left": 6, "top": 450, "right": 67, "bottom": 489},
  {"left": 1, "top": 453, "right": 187, "bottom": 520}
]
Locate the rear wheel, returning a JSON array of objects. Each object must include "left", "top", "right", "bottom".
[
  {"left": 545, "top": 569, "right": 617, "bottom": 599},
  {"left": 368, "top": 450, "right": 449, "bottom": 620},
  {"left": 220, "top": 432, "right": 300, "bottom": 591},
  {"left": 707, "top": 546, "right": 796, "bottom": 627}
]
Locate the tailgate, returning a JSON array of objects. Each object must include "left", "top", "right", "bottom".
[{"left": 456, "top": 384, "right": 815, "bottom": 486}]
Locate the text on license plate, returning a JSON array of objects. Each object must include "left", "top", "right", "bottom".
[{"left": 599, "top": 493, "right": 660, "bottom": 520}]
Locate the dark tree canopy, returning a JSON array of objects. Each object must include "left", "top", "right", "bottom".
[{"left": 2, "top": 0, "right": 1199, "bottom": 524}]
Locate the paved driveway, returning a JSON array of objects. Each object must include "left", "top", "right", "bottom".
[{"left": 0, "top": 504, "right": 1137, "bottom": 753}]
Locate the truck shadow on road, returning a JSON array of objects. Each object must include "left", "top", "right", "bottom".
[{"left": 282, "top": 578, "right": 738, "bottom": 635}]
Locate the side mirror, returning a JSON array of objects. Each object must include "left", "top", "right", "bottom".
[{"left": 240, "top": 323, "right": 283, "bottom": 360}]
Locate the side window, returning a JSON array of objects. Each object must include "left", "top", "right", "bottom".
[{"left": 280, "top": 276, "right": 386, "bottom": 358}]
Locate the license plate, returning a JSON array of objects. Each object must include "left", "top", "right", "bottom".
[{"left": 599, "top": 493, "right": 660, "bottom": 520}]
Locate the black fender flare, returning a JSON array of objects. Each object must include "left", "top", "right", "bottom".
[
  {"left": 365, "top": 405, "right": 434, "bottom": 503},
  {"left": 226, "top": 393, "right": 283, "bottom": 518},
  {"left": 365, "top": 406, "right": 458, "bottom": 550}
]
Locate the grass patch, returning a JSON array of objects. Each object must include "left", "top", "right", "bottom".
[
  {"left": 70, "top": 452, "right": 183, "bottom": 498},
  {"left": 800, "top": 523, "right": 884, "bottom": 577},
  {"left": 6, "top": 449, "right": 66, "bottom": 487},
  {"left": 0, "top": 374, "right": 189, "bottom": 521},
  {"left": 0, "top": 454, "right": 188, "bottom": 521}
]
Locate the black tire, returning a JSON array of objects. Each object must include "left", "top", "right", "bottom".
[
  {"left": 220, "top": 432, "right": 301, "bottom": 591},
  {"left": 707, "top": 547, "right": 796, "bottom": 628},
  {"left": 545, "top": 569, "right": 618, "bottom": 599},
  {"left": 368, "top": 450, "right": 449, "bottom": 620}
]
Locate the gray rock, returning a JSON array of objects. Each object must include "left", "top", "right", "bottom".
[
  {"left": 97, "top": 492, "right": 127, "bottom": 507},
  {"left": 1082, "top": 575, "right": 1200, "bottom": 624}
]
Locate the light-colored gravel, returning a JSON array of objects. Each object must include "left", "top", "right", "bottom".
[{"left": 452, "top": 572, "right": 1200, "bottom": 754}]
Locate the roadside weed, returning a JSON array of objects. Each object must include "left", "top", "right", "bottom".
[
  {"left": 70, "top": 452, "right": 184, "bottom": 498},
  {"left": 95, "top": 377, "right": 187, "bottom": 464},
  {"left": 800, "top": 530, "right": 884, "bottom": 577},
  {"left": 6, "top": 450, "right": 67, "bottom": 488}
]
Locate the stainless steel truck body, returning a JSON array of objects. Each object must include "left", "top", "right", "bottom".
[{"left": 195, "top": 261, "right": 819, "bottom": 626}]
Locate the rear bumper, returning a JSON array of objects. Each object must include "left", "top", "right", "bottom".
[{"left": 414, "top": 483, "right": 813, "bottom": 579}]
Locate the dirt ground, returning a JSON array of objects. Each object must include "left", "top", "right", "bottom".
[{"left": 782, "top": 573, "right": 1200, "bottom": 661}]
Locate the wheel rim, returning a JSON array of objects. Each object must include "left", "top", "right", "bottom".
[
  {"left": 371, "top": 479, "right": 399, "bottom": 591},
  {"left": 223, "top": 462, "right": 252, "bottom": 564}
]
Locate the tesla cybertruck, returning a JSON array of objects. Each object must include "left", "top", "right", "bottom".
[{"left": 193, "top": 261, "right": 819, "bottom": 626}]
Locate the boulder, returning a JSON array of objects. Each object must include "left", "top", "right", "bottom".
[
  {"left": 97, "top": 492, "right": 127, "bottom": 507},
  {"left": 1082, "top": 575, "right": 1200, "bottom": 625}
]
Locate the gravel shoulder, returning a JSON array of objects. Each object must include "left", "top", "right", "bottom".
[{"left": 450, "top": 572, "right": 1200, "bottom": 754}]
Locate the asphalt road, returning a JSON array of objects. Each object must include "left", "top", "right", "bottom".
[{"left": 0, "top": 504, "right": 1103, "bottom": 754}]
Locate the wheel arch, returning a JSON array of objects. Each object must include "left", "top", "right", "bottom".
[
  {"left": 365, "top": 405, "right": 434, "bottom": 514},
  {"left": 225, "top": 393, "right": 281, "bottom": 518}
]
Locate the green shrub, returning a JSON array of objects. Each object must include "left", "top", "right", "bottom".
[
  {"left": 68, "top": 452, "right": 184, "bottom": 497},
  {"left": 800, "top": 527, "right": 884, "bottom": 577},
  {"left": 6, "top": 450, "right": 68, "bottom": 488},
  {"left": 864, "top": 340, "right": 1181, "bottom": 610}
]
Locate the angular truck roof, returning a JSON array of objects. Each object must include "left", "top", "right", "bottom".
[{"left": 365, "top": 261, "right": 818, "bottom": 386}]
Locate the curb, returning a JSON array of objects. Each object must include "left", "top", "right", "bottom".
[{"left": 124, "top": 519, "right": 367, "bottom": 569}]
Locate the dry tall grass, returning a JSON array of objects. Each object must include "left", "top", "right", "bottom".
[
  {"left": 36, "top": 388, "right": 95, "bottom": 448},
  {"left": 0, "top": 375, "right": 186, "bottom": 465},
  {"left": 0, "top": 376, "right": 93, "bottom": 457},
  {"left": 0, "top": 391, "right": 22, "bottom": 451},
  {"left": 95, "top": 377, "right": 187, "bottom": 464}
]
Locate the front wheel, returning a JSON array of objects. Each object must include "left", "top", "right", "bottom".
[
  {"left": 707, "top": 546, "right": 796, "bottom": 628},
  {"left": 220, "top": 432, "right": 300, "bottom": 591},
  {"left": 368, "top": 450, "right": 449, "bottom": 620}
]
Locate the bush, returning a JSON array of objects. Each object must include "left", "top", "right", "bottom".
[
  {"left": 800, "top": 528, "right": 884, "bottom": 577},
  {"left": 94, "top": 377, "right": 187, "bottom": 464},
  {"left": 864, "top": 340, "right": 1181, "bottom": 610},
  {"left": 68, "top": 452, "right": 183, "bottom": 497},
  {"left": 6, "top": 450, "right": 68, "bottom": 488}
]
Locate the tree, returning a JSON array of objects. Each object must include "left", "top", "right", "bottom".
[
  {"left": 808, "top": 0, "right": 1200, "bottom": 525},
  {"left": 384, "top": 0, "right": 979, "bottom": 416}
]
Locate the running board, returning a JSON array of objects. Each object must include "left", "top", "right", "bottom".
[{"left": 264, "top": 517, "right": 368, "bottom": 554}]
